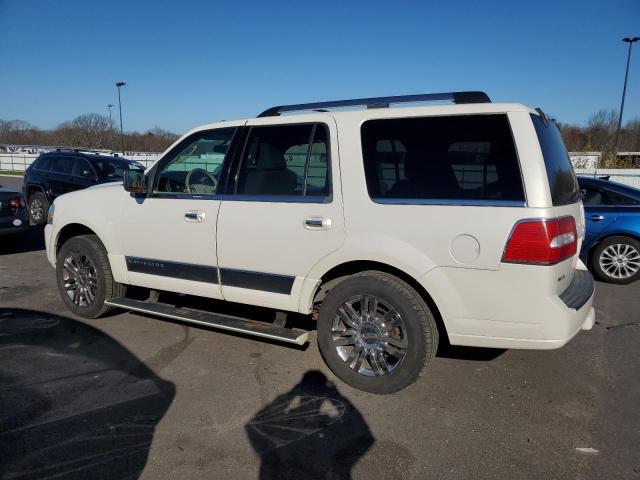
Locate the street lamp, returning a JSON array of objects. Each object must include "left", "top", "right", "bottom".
[
  {"left": 614, "top": 37, "right": 639, "bottom": 152},
  {"left": 107, "top": 104, "right": 115, "bottom": 150},
  {"left": 115, "top": 81, "right": 126, "bottom": 155}
]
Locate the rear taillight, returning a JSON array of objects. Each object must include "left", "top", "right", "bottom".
[
  {"left": 502, "top": 216, "right": 577, "bottom": 265},
  {"left": 8, "top": 197, "right": 25, "bottom": 209}
]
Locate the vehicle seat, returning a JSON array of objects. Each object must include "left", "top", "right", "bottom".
[
  {"left": 241, "top": 143, "right": 297, "bottom": 196},
  {"left": 388, "top": 148, "right": 462, "bottom": 198}
]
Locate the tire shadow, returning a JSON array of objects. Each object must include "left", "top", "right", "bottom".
[{"left": 0, "top": 308, "right": 176, "bottom": 479}]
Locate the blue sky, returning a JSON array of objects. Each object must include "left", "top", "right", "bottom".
[{"left": 1, "top": 0, "right": 638, "bottom": 134}]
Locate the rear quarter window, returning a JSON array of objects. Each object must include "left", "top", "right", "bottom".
[
  {"left": 361, "top": 114, "right": 525, "bottom": 203},
  {"left": 531, "top": 114, "right": 579, "bottom": 206}
]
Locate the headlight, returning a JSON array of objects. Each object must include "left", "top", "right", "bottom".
[{"left": 47, "top": 204, "right": 55, "bottom": 224}]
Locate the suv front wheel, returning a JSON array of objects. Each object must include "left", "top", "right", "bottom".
[
  {"left": 317, "top": 271, "right": 439, "bottom": 394},
  {"left": 56, "top": 234, "right": 126, "bottom": 318}
]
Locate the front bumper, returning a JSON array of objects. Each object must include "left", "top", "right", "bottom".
[{"left": 44, "top": 224, "right": 57, "bottom": 268}]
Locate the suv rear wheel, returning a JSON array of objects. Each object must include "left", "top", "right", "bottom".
[
  {"left": 591, "top": 236, "right": 640, "bottom": 285},
  {"left": 29, "top": 191, "right": 48, "bottom": 225},
  {"left": 317, "top": 271, "right": 438, "bottom": 394},
  {"left": 56, "top": 234, "right": 126, "bottom": 318}
]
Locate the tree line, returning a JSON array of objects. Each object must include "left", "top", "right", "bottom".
[
  {"left": 558, "top": 110, "right": 640, "bottom": 154},
  {"left": 1, "top": 110, "right": 639, "bottom": 158},
  {"left": 0, "top": 114, "right": 180, "bottom": 153}
]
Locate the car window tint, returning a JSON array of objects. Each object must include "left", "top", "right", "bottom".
[
  {"left": 51, "top": 156, "right": 75, "bottom": 175},
  {"left": 35, "top": 155, "right": 52, "bottom": 171},
  {"left": 92, "top": 159, "right": 129, "bottom": 180},
  {"left": 236, "top": 123, "right": 330, "bottom": 198},
  {"left": 531, "top": 114, "right": 580, "bottom": 206},
  {"left": 155, "top": 127, "right": 236, "bottom": 194},
  {"left": 581, "top": 187, "right": 605, "bottom": 206},
  {"left": 361, "top": 114, "right": 524, "bottom": 202},
  {"left": 606, "top": 190, "right": 640, "bottom": 206},
  {"left": 73, "top": 158, "right": 94, "bottom": 177}
]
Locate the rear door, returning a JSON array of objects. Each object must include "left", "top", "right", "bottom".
[
  {"left": 48, "top": 156, "right": 77, "bottom": 197},
  {"left": 216, "top": 118, "right": 345, "bottom": 312}
]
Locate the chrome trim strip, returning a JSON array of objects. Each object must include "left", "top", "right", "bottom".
[
  {"left": 148, "top": 193, "right": 332, "bottom": 203},
  {"left": 219, "top": 194, "right": 332, "bottom": 204},
  {"left": 371, "top": 198, "right": 526, "bottom": 207}
]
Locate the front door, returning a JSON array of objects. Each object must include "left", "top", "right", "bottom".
[
  {"left": 216, "top": 119, "right": 345, "bottom": 312},
  {"left": 120, "top": 124, "right": 241, "bottom": 299}
]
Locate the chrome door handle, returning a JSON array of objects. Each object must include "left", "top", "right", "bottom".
[
  {"left": 304, "top": 217, "right": 331, "bottom": 230},
  {"left": 589, "top": 214, "right": 605, "bottom": 221},
  {"left": 185, "top": 210, "right": 205, "bottom": 223}
]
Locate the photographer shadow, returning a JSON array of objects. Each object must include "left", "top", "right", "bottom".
[{"left": 246, "top": 370, "right": 374, "bottom": 480}]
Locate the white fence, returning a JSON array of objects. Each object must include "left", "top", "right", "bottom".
[{"left": 0, "top": 153, "right": 160, "bottom": 172}]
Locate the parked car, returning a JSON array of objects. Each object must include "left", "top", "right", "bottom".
[
  {"left": 44, "top": 91, "right": 595, "bottom": 393},
  {"left": 23, "top": 149, "right": 145, "bottom": 224},
  {"left": 0, "top": 185, "right": 29, "bottom": 238},
  {"left": 578, "top": 176, "right": 640, "bottom": 284}
]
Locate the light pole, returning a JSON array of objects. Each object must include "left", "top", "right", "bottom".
[
  {"left": 115, "top": 81, "right": 126, "bottom": 155},
  {"left": 107, "top": 104, "right": 115, "bottom": 151},
  {"left": 614, "top": 37, "right": 639, "bottom": 152}
]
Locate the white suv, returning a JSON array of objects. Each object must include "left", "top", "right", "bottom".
[{"left": 45, "top": 92, "right": 595, "bottom": 393}]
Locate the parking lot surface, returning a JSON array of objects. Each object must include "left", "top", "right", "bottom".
[{"left": 0, "top": 175, "right": 639, "bottom": 479}]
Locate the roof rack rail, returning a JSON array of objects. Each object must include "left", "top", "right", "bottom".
[
  {"left": 54, "top": 147, "right": 115, "bottom": 156},
  {"left": 257, "top": 91, "right": 491, "bottom": 117}
]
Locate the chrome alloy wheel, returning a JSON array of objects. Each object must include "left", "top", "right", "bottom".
[
  {"left": 332, "top": 295, "right": 407, "bottom": 377},
  {"left": 62, "top": 251, "right": 98, "bottom": 307},
  {"left": 30, "top": 199, "right": 44, "bottom": 222},
  {"left": 599, "top": 243, "right": 640, "bottom": 279}
]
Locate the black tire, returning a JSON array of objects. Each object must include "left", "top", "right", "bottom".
[
  {"left": 28, "top": 191, "right": 48, "bottom": 225},
  {"left": 56, "top": 234, "right": 126, "bottom": 318},
  {"left": 317, "top": 271, "right": 439, "bottom": 394},
  {"left": 591, "top": 236, "right": 640, "bottom": 285}
]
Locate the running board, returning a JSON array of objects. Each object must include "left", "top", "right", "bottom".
[{"left": 104, "top": 297, "right": 309, "bottom": 345}]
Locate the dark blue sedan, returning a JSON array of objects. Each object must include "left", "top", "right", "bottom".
[{"left": 578, "top": 176, "right": 640, "bottom": 284}]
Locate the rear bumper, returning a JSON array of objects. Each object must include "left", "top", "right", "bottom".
[
  {"left": 0, "top": 210, "right": 29, "bottom": 236},
  {"left": 421, "top": 261, "right": 596, "bottom": 350}
]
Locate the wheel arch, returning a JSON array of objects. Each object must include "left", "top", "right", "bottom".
[
  {"left": 55, "top": 223, "right": 101, "bottom": 256},
  {"left": 311, "top": 259, "right": 449, "bottom": 344}
]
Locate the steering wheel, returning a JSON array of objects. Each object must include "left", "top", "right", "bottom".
[{"left": 185, "top": 168, "right": 218, "bottom": 194}]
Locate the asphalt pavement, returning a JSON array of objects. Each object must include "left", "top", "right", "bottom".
[{"left": 0, "top": 174, "right": 638, "bottom": 479}]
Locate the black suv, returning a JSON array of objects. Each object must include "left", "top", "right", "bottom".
[{"left": 23, "top": 150, "right": 144, "bottom": 224}]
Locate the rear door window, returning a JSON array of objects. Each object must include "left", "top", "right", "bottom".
[
  {"left": 34, "top": 155, "right": 53, "bottom": 171},
  {"left": 236, "top": 123, "right": 330, "bottom": 199},
  {"left": 50, "top": 156, "right": 75, "bottom": 175},
  {"left": 361, "top": 114, "right": 524, "bottom": 203},
  {"left": 530, "top": 114, "right": 580, "bottom": 206}
]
